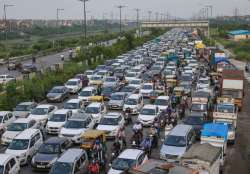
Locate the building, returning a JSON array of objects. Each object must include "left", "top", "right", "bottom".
[{"left": 228, "top": 30, "right": 250, "bottom": 41}]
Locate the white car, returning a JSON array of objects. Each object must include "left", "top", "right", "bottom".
[
  {"left": 85, "top": 102, "right": 106, "bottom": 123},
  {"left": 46, "top": 109, "right": 73, "bottom": 134},
  {"left": 0, "top": 154, "right": 20, "bottom": 174},
  {"left": 108, "top": 149, "right": 148, "bottom": 174},
  {"left": 154, "top": 96, "right": 170, "bottom": 111},
  {"left": 78, "top": 86, "right": 97, "bottom": 105},
  {"left": 85, "top": 70, "right": 95, "bottom": 79},
  {"left": 123, "top": 94, "right": 143, "bottom": 114},
  {"left": 0, "top": 111, "right": 16, "bottom": 135},
  {"left": 125, "top": 71, "right": 139, "bottom": 82},
  {"left": 197, "top": 77, "right": 210, "bottom": 89},
  {"left": 0, "top": 74, "right": 15, "bottom": 85},
  {"left": 129, "top": 78, "right": 143, "bottom": 90},
  {"left": 28, "top": 105, "right": 57, "bottom": 126},
  {"left": 138, "top": 105, "right": 160, "bottom": 126},
  {"left": 1, "top": 118, "right": 39, "bottom": 145},
  {"left": 5, "top": 129, "right": 43, "bottom": 165},
  {"left": 140, "top": 83, "right": 154, "bottom": 97},
  {"left": 59, "top": 112, "right": 95, "bottom": 143},
  {"left": 65, "top": 78, "right": 82, "bottom": 94},
  {"left": 64, "top": 99, "right": 84, "bottom": 114},
  {"left": 97, "top": 112, "right": 125, "bottom": 138}
]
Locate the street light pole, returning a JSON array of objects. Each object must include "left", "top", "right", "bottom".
[
  {"left": 117, "top": 5, "right": 126, "bottom": 34},
  {"left": 3, "top": 4, "right": 14, "bottom": 41},
  {"left": 56, "top": 8, "right": 64, "bottom": 28},
  {"left": 148, "top": 11, "right": 152, "bottom": 22},
  {"left": 79, "top": 0, "right": 89, "bottom": 39},
  {"left": 134, "top": 8, "right": 140, "bottom": 30}
]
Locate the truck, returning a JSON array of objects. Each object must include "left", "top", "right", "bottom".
[
  {"left": 221, "top": 70, "right": 244, "bottom": 110},
  {"left": 213, "top": 98, "right": 238, "bottom": 143},
  {"left": 181, "top": 143, "right": 222, "bottom": 174},
  {"left": 201, "top": 123, "right": 228, "bottom": 166}
]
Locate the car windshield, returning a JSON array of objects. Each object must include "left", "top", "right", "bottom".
[
  {"left": 151, "top": 66, "right": 161, "bottom": 70},
  {"left": 142, "top": 85, "right": 153, "bottom": 90},
  {"left": 164, "top": 71, "right": 172, "bottom": 75},
  {"left": 85, "top": 71, "right": 93, "bottom": 75},
  {"left": 7, "top": 123, "right": 28, "bottom": 131},
  {"left": 121, "top": 87, "right": 135, "bottom": 93},
  {"left": 126, "top": 73, "right": 136, "bottom": 77},
  {"left": 86, "top": 107, "right": 99, "bottom": 114},
  {"left": 8, "top": 139, "right": 29, "bottom": 150},
  {"left": 100, "top": 117, "right": 119, "bottom": 125},
  {"left": 31, "top": 108, "right": 48, "bottom": 115},
  {"left": 50, "top": 162, "right": 73, "bottom": 174},
  {"left": 105, "top": 77, "right": 115, "bottom": 82},
  {"left": 38, "top": 144, "right": 60, "bottom": 154},
  {"left": 125, "top": 98, "right": 137, "bottom": 105},
  {"left": 79, "top": 90, "right": 92, "bottom": 97},
  {"left": 111, "top": 158, "right": 136, "bottom": 171},
  {"left": 102, "top": 87, "right": 113, "bottom": 93},
  {"left": 64, "top": 103, "right": 78, "bottom": 109},
  {"left": 111, "top": 94, "right": 123, "bottom": 100},
  {"left": 181, "top": 75, "right": 192, "bottom": 81},
  {"left": 217, "top": 104, "right": 235, "bottom": 113},
  {"left": 15, "top": 104, "right": 29, "bottom": 111},
  {"left": 184, "top": 116, "right": 204, "bottom": 125},
  {"left": 155, "top": 99, "right": 168, "bottom": 106},
  {"left": 141, "top": 108, "right": 155, "bottom": 115},
  {"left": 0, "top": 166, "right": 3, "bottom": 174},
  {"left": 49, "top": 114, "right": 67, "bottom": 122},
  {"left": 130, "top": 80, "right": 141, "bottom": 85},
  {"left": 51, "top": 88, "right": 64, "bottom": 93},
  {"left": 199, "top": 80, "right": 209, "bottom": 84},
  {"left": 191, "top": 104, "right": 207, "bottom": 111},
  {"left": 164, "top": 135, "right": 186, "bottom": 147},
  {"left": 66, "top": 81, "right": 77, "bottom": 86},
  {"left": 91, "top": 76, "right": 102, "bottom": 80},
  {"left": 97, "top": 72, "right": 106, "bottom": 76},
  {"left": 64, "top": 120, "right": 86, "bottom": 129}
]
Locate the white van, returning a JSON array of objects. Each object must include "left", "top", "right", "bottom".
[
  {"left": 123, "top": 94, "right": 143, "bottom": 114},
  {"left": 65, "top": 78, "right": 82, "bottom": 94},
  {"left": 0, "top": 154, "right": 20, "bottom": 174},
  {"left": 5, "top": 129, "right": 43, "bottom": 165}
]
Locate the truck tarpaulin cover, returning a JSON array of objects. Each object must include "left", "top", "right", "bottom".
[
  {"left": 214, "top": 52, "right": 229, "bottom": 65},
  {"left": 201, "top": 123, "right": 228, "bottom": 140}
]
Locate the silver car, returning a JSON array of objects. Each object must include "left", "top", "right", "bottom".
[
  {"left": 108, "top": 92, "right": 127, "bottom": 110},
  {"left": 13, "top": 102, "right": 37, "bottom": 118}
]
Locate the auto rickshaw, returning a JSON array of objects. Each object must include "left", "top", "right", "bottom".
[
  {"left": 166, "top": 79, "right": 178, "bottom": 88},
  {"left": 173, "top": 87, "right": 185, "bottom": 97},
  {"left": 90, "top": 95, "right": 104, "bottom": 103},
  {"left": 80, "top": 130, "right": 107, "bottom": 151}
]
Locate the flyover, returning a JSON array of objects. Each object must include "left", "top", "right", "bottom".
[{"left": 140, "top": 20, "right": 210, "bottom": 37}]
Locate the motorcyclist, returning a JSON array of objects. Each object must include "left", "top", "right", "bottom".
[
  {"left": 60, "top": 54, "right": 65, "bottom": 61},
  {"left": 140, "top": 135, "right": 152, "bottom": 156},
  {"left": 112, "top": 138, "right": 121, "bottom": 158},
  {"left": 133, "top": 121, "right": 143, "bottom": 138},
  {"left": 171, "top": 110, "right": 178, "bottom": 127},
  {"left": 148, "top": 125, "right": 158, "bottom": 147},
  {"left": 88, "top": 160, "right": 100, "bottom": 174},
  {"left": 92, "top": 139, "right": 103, "bottom": 162},
  {"left": 153, "top": 118, "right": 160, "bottom": 137}
]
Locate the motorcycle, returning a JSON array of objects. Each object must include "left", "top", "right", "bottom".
[
  {"left": 130, "top": 131, "right": 142, "bottom": 148},
  {"left": 124, "top": 109, "right": 132, "bottom": 125}
]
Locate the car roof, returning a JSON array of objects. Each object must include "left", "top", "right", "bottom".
[
  {"left": 118, "top": 149, "right": 144, "bottom": 160},
  {"left": 128, "top": 94, "right": 141, "bottom": 99},
  {"left": 67, "top": 78, "right": 79, "bottom": 82},
  {"left": 104, "top": 112, "right": 121, "bottom": 118},
  {"left": 54, "top": 109, "right": 71, "bottom": 114},
  {"left": 87, "top": 102, "right": 102, "bottom": 107},
  {"left": 82, "top": 86, "right": 96, "bottom": 91},
  {"left": 13, "top": 118, "right": 33, "bottom": 124},
  {"left": 143, "top": 83, "right": 153, "bottom": 85},
  {"left": 143, "top": 104, "right": 157, "bottom": 109},
  {"left": 17, "top": 102, "right": 34, "bottom": 106},
  {"left": 36, "top": 104, "right": 54, "bottom": 108},
  {"left": 156, "top": 96, "right": 170, "bottom": 100},
  {"left": 0, "top": 154, "right": 14, "bottom": 165},
  {"left": 15, "top": 128, "right": 40, "bottom": 139},
  {"left": 57, "top": 148, "right": 85, "bottom": 163},
  {"left": 66, "top": 99, "right": 81, "bottom": 103},
  {"left": 0, "top": 111, "right": 11, "bottom": 115},
  {"left": 69, "top": 112, "right": 90, "bottom": 121},
  {"left": 45, "top": 137, "right": 67, "bottom": 144},
  {"left": 112, "top": 92, "right": 126, "bottom": 96},
  {"left": 52, "top": 86, "right": 65, "bottom": 89},
  {"left": 169, "top": 124, "right": 192, "bottom": 136}
]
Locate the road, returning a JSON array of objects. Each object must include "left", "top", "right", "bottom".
[{"left": 0, "top": 38, "right": 118, "bottom": 78}]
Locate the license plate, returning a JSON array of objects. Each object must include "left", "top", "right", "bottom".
[{"left": 37, "top": 165, "right": 45, "bottom": 168}]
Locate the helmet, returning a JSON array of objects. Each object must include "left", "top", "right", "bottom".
[{"left": 95, "top": 139, "right": 100, "bottom": 145}]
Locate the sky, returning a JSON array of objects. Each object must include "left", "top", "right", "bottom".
[{"left": 0, "top": 0, "right": 249, "bottom": 20}]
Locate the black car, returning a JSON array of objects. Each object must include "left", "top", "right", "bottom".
[
  {"left": 21, "top": 64, "right": 37, "bottom": 74},
  {"left": 46, "top": 86, "right": 70, "bottom": 103},
  {"left": 182, "top": 113, "right": 209, "bottom": 139},
  {"left": 31, "top": 137, "right": 72, "bottom": 171}
]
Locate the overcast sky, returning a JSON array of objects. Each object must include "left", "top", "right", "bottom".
[{"left": 0, "top": 0, "right": 249, "bottom": 20}]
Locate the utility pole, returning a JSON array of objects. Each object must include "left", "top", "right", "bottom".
[
  {"left": 133, "top": 8, "right": 140, "bottom": 29},
  {"left": 117, "top": 5, "right": 126, "bottom": 34},
  {"left": 3, "top": 4, "right": 14, "bottom": 41},
  {"left": 160, "top": 13, "right": 164, "bottom": 22},
  {"left": 148, "top": 11, "right": 152, "bottom": 22},
  {"left": 155, "top": 12, "right": 159, "bottom": 21},
  {"left": 79, "top": 0, "right": 89, "bottom": 39},
  {"left": 56, "top": 8, "right": 64, "bottom": 28},
  {"left": 206, "top": 5, "right": 213, "bottom": 18}
]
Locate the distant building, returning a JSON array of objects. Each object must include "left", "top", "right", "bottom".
[{"left": 228, "top": 30, "right": 250, "bottom": 41}]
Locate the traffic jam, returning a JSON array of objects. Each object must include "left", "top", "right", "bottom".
[{"left": 0, "top": 28, "right": 243, "bottom": 174}]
